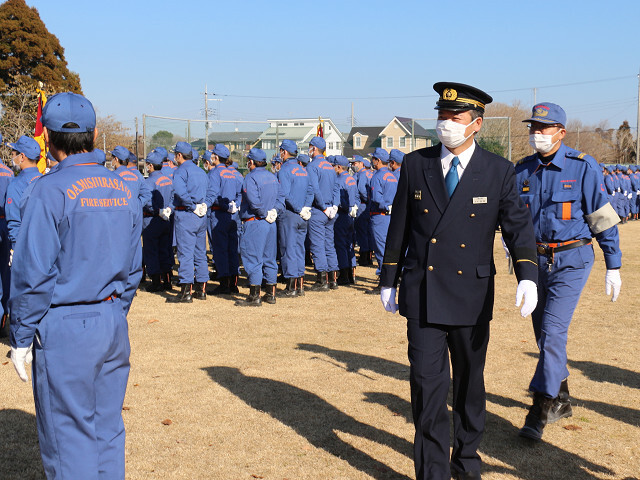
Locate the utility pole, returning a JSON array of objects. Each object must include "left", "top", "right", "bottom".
[
  {"left": 142, "top": 114, "right": 147, "bottom": 159},
  {"left": 103, "top": 132, "right": 106, "bottom": 152},
  {"left": 134, "top": 117, "right": 139, "bottom": 158},
  {"left": 576, "top": 127, "right": 580, "bottom": 150},
  {"left": 636, "top": 69, "right": 640, "bottom": 164},
  {"left": 533, "top": 87, "right": 537, "bottom": 105},
  {"left": 204, "top": 84, "right": 209, "bottom": 151}
]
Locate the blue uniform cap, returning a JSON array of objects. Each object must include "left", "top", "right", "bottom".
[
  {"left": 145, "top": 150, "right": 164, "bottom": 166},
  {"left": 246, "top": 147, "right": 266, "bottom": 163},
  {"left": 615, "top": 164, "right": 623, "bottom": 171},
  {"left": 110, "top": 145, "right": 130, "bottom": 161},
  {"left": 168, "top": 152, "right": 176, "bottom": 164},
  {"left": 94, "top": 148, "right": 107, "bottom": 165},
  {"left": 41, "top": 92, "right": 96, "bottom": 133},
  {"left": 202, "top": 150, "right": 212, "bottom": 162},
  {"left": 271, "top": 155, "right": 282, "bottom": 164},
  {"left": 350, "top": 155, "right": 364, "bottom": 163},
  {"left": 153, "top": 146, "right": 169, "bottom": 160},
  {"left": 8, "top": 135, "right": 41, "bottom": 160},
  {"left": 192, "top": 148, "right": 200, "bottom": 161},
  {"left": 212, "top": 143, "right": 230, "bottom": 159},
  {"left": 606, "top": 166, "right": 614, "bottom": 173},
  {"left": 327, "top": 155, "right": 336, "bottom": 165},
  {"left": 173, "top": 141, "right": 192, "bottom": 155},
  {"left": 363, "top": 158, "right": 371, "bottom": 168},
  {"left": 389, "top": 149, "right": 404, "bottom": 164},
  {"left": 369, "top": 147, "right": 389, "bottom": 163},
  {"left": 334, "top": 155, "right": 349, "bottom": 167},
  {"left": 127, "top": 151, "right": 137, "bottom": 164},
  {"left": 279, "top": 139, "right": 297, "bottom": 154},
  {"left": 297, "top": 154, "right": 310, "bottom": 166},
  {"left": 309, "top": 136, "right": 326, "bottom": 151},
  {"left": 523, "top": 102, "right": 567, "bottom": 127}
]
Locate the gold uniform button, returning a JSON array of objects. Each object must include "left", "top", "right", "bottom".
[
  {"left": 431, "top": 238, "right": 437, "bottom": 244},
  {"left": 428, "top": 266, "right": 434, "bottom": 271},
  {"left": 460, "top": 244, "right": 466, "bottom": 248},
  {"left": 470, "top": 213, "right": 476, "bottom": 218},
  {"left": 423, "top": 208, "right": 429, "bottom": 214},
  {"left": 457, "top": 270, "right": 463, "bottom": 275}
]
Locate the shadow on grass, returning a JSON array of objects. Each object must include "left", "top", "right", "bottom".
[
  {"left": 296, "top": 343, "right": 408, "bottom": 381},
  {"left": 367, "top": 391, "right": 614, "bottom": 479},
  {"left": 204, "top": 366, "right": 412, "bottom": 480},
  {"left": 0, "top": 409, "right": 44, "bottom": 479},
  {"left": 572, "top": 397, "right": 640, "bottom": 427}
]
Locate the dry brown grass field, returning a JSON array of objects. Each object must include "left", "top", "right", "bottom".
[{"left": 1, "top": 224, "right": 639, "bottom": 480}]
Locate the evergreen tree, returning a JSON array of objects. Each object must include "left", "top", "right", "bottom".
[{"left": 0, "top": 0, "right": 82, "bottom": 92}]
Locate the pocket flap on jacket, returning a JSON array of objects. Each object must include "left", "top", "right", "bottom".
[
  {"left": 551, "top": 189, "right": 580, "bottom": 202},
  {"left": 476, "top": 264, "right": 496, "bottom": 278}
]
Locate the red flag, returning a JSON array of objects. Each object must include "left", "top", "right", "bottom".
[
  {"left": 316, "top": 117, "right": 324, "bottom": 138},
  {"left": 34, "top": 84, "right": 47, "bottom": 173}
]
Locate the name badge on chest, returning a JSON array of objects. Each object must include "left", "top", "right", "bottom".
[
  {"left": 414, "top": 190, "right": 422, "bottom": 200},
  {"left": 472, "top": 197, "right": 487, "bottom": 204}
]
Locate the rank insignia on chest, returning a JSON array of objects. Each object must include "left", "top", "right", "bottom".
[
  {"left": 563, "top": 183, "right": 573, "bottom": 189},
  {"left": 414, "top": 190, "right": 422, "bottom": 200},
  {"left": 522, "top": 186, "right": 530, "bottom": 192}
]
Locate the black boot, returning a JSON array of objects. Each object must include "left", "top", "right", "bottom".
[
  {"left": 548, "top": 379, "right": 572, "bottom": 424},
  {"left": 358, "top": 251, "right": 370, "bottom": 266},
  {"left": 337, "top": 268, "right": 350, "bottom": 286},
  {"left": 262, "top": 284, "right": 277, "bottom": 304},
  {"left": 193, "top": 282, "right": 207, "bottom": 300},
  {"left": 296, "top": 276, "right": 305, "bottom": 296},
  {"left": 328, "top": 270, "right": 339, "bottom": 290},
  {"left": 235, "top": 285, "right": 262, "bottom": 307},
  {"left": 167, "top": 284, "right": 193, "bottom": 303},
  {"left": 229, "top": 274, "right": 240, "bottom": 293},
  {"left": 208, "top": 276, "right": 230, "bottom": 295},
  {"left": 277, "top": 277, "right": 298, "bottom": 297},
  {"left": 348, "top": 267, "right": 356, "bottom": 284},
  {"left": 162, "top": 271, "right": 174, "bottom": 291},
  {"left": 519, "top": 392, "right": 555, "bottom": 441},
  {"left": 308, "top": 272, "right": 329, "bottom": 291},
  {"left": 146, "top": 274, "right": 164, "bottom": 292}
]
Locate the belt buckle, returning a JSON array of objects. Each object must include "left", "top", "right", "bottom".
[{"left": 537, "top": 244, "right": 549, "bottom": 255}]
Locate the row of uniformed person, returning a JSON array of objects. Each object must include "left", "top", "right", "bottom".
[{"left": 602, "top": 163, "right": 640, "bottom": 222}]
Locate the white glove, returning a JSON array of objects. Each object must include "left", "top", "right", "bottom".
[
  {"left": 299, "top": 206, "right": 312, "bottom": 221},
  {"left": 612, "top": 191, "right": 616, "bottom": 197},
  {"left": 629, "top": 194, "right": 633, "bottom": 200},
  {"left": 228, "top": 201, "right": 239, "bottom": 214},
  {"left": 623, "top": 191, "right": 628, "bottom": 196},
  {"left": 349, "top": 204, "right": 358, "bottom": 218},
  {"left": 636, "top": 190, "right": 639, "bottom": 196},
  {"left": 193, "top": 203, "right": 207, "bottom": 217},
  {"left": 9, "top": 249, "right": 13, "bottom": 267},
  {"left": 326, "top": 206, "right": 337, "bottom": 220},
  {"left": 159, "top": 207, "right": 172, "bottom": 221},
  {"left": 605, "top": 269, "right": 621, "bottom": 302},
  {"left": 11, "top": 344, "right": 33, "bottom": 382},
  {"left": 386, "top": 205, "right": 393, "bottom": 214},
  {"left": 380, "top": 287, "right": 398, "bottom": 313},
  {"left": 515, "top": 280, "right": 538, "bottom": 317},
  {"left": 265, "top": 209, "right": 278, "bottom": 224},
  {"left": 500, "top": 237, "right": 510, "bottom": 259},
  {"left": 323, "top": 207, "right": 332, "bottom": 218}
]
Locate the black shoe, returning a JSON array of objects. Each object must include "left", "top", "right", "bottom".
[
  {"left": 208, "top": 277, "right": 230, "bottom": 295},
  {"left": 262, "top": 284, "right": 277, "bottom": 304},
  {"left": 277, "top": 277, "right": 298, "bottom": 297},
  {"left": 296, "top": 276, "right": 305, "bottom": 296},
  {"left": 308, "top": 272, "right": 329, "bottom": 291},
  {"left": 358, "top": 251, "right": 371, "bottom": 266},
  {"left": 193, "top": 282, "right": 207, "bottom": 300},
  {"left": 451, "top": 470, "right": 482, "bottom": 480},
  {"left": 229, "top": 275, "right": 240, "bottom": 293},
  {"left": 167, "top": 284, "right": 193, "bottom": 303},
  {"left": 162, "top": 272, "right": 174, "bottom": 291},
  {"left": 235, "top": 285, "right": 262, "bottom": 307},
  {"left": 146, "top": 274, "right": 164, "bottom": 292},
  {"left": 337, "top": 268, "right": 350, "bottom": 286},
  {"left": 519, "top": 393, "right": 554, "bottom": 441},
  {"left": 328, "top": 270, "right": 339, "bottom": 290},
  {"left": 548, "top": 379, "right": 572, "bottom": 424}
]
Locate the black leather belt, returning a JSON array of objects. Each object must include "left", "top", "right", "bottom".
[{"left": 536, "top": 238, "right": 591, "bottom": 256}]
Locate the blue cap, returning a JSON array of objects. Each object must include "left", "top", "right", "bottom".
[
  {"left": 42, "top": 92, "right": 96, "bottom": 133},
  {"left": 363, "top": 158, "right": 371, "bottom": 168},
  {"left": 202, "top": 150, "right": 212, "bottom": 162},
  {"left": 616, "top": 164, "right": 623, "bottom": 171},
  {"left": 309, "top": 136, "right": 326, "bottom": 151},
  {"left": 94, "top": 148, "right": 107, "bottom": 165},
  {"left": 145, "top": 150, "right": 164, "bottom": 166},
  {"left": 370, "top": 147, "right": 389, "bottom": 163},
  {"left": 327, "top": 155, "right": 336, "bottom": 165},
  {"left": 334, "top": 155, "right": 349, "bottom": 167},
  {"left": 389, "top": 149, "right": 404, "bottom": 164},
  {"left": 173, "top": 141, "right": 192, "bottom": 155},
  {"left": 523, "top": 102, "right": 567, "bottom": 127},
  {"left": 271, "top": 155, "right": 282, "bottom": 164},
  {"left": 232, "top": 161, "right": 238, "bottom": 169},
  {"left": 110, "top": 145, "right": 130, "bottom": 161},
  {"left": 350, "top": 155, "right": 364, "bottom": 164},
  {"left": 279, "top": 139, "right": 297, "bottom": 154},
  {"left": 153, "top": 146, "right": 168, "bottom": 160},
  {"left": 128, "top": 151, "right": 137, "bottom": 164},
  {"left": 247, "top": 148, "right": 266, "bottom": 163},
  {"left": 212, "top": 143, "right": 230, "bottom": 158},
  {"left": 297, "top": 154, "right": 310, "bottom": 166},
  {"left": 168, "top": 152, "right": 175, "bottom": 164},
  {"left": 8, "top": 135, "right": 41, "bottom": 160},
  {"left": 192, "top": 148, "right": 199, "bottom": 161}
]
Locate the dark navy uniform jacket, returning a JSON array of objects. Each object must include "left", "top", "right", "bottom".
[
  {"left": 380, "top": 143, "right": 538, "bottom": 325},
  {"left": 515, "top": 143, "right": 621, "bottom": 269},
  {"left": 10, "top": 150, "right": 143, "bottom": 348}
]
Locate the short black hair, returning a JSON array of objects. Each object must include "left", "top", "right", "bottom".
[
  {"left": 180, "top": 151, "right": 193, "bottom": 161},
  {"left": 252, "top": 160, "right": 267, "bottom": 168},
  {"left": 47, "top": 123, "right": 94, "bottom": 155}
]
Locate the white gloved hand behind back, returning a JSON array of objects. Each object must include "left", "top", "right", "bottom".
[
  {"left": 515, "top": 280, "right": 537, "bottom": 317},
  {"left": 605, "top": 269, "right": 621, "bottom": 302}
]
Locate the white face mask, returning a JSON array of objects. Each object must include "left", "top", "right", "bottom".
[
  {"left": 436, "top": 118, "right": 478, "bottom": 149},
  {"left": 529, "top": 131, "right": 561, "bottom": 154}
]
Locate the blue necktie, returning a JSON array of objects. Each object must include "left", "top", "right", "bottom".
[{"left": 445, "top": 156, "right": 460, "bottom": 198}]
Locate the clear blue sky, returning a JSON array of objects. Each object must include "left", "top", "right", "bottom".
[{"left": 25, "top": 0, "right": 640, "bottom": 138}]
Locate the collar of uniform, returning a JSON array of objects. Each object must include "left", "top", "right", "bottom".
[
  {"left": 215, "top": 163, "right": 226, "bottom": 169},
  {"left": 537, "top": 142, "right": 567, "bottom": 170},
  {"left": 440, "top": 141, "right": 476, "bottom": 173},
  {"left": 57, "top": 150, "right": 102, "bottom": 169},
  {"left": 312, "top": 155, "right": 325, "bottom": 161},
  {"left": 20, "top": 166, "right": 41, "bottom": 175}
]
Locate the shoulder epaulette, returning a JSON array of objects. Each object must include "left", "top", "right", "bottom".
[
  {"left": 517, "top": 155, "right": 536, "bottom": 166},
  {"left": 565, "top": 148, "right": 588, "bottom": 161}
]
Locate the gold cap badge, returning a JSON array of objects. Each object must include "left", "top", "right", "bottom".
[{"left": 443, "top": 88, "right": 457, "bottom": 101}]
